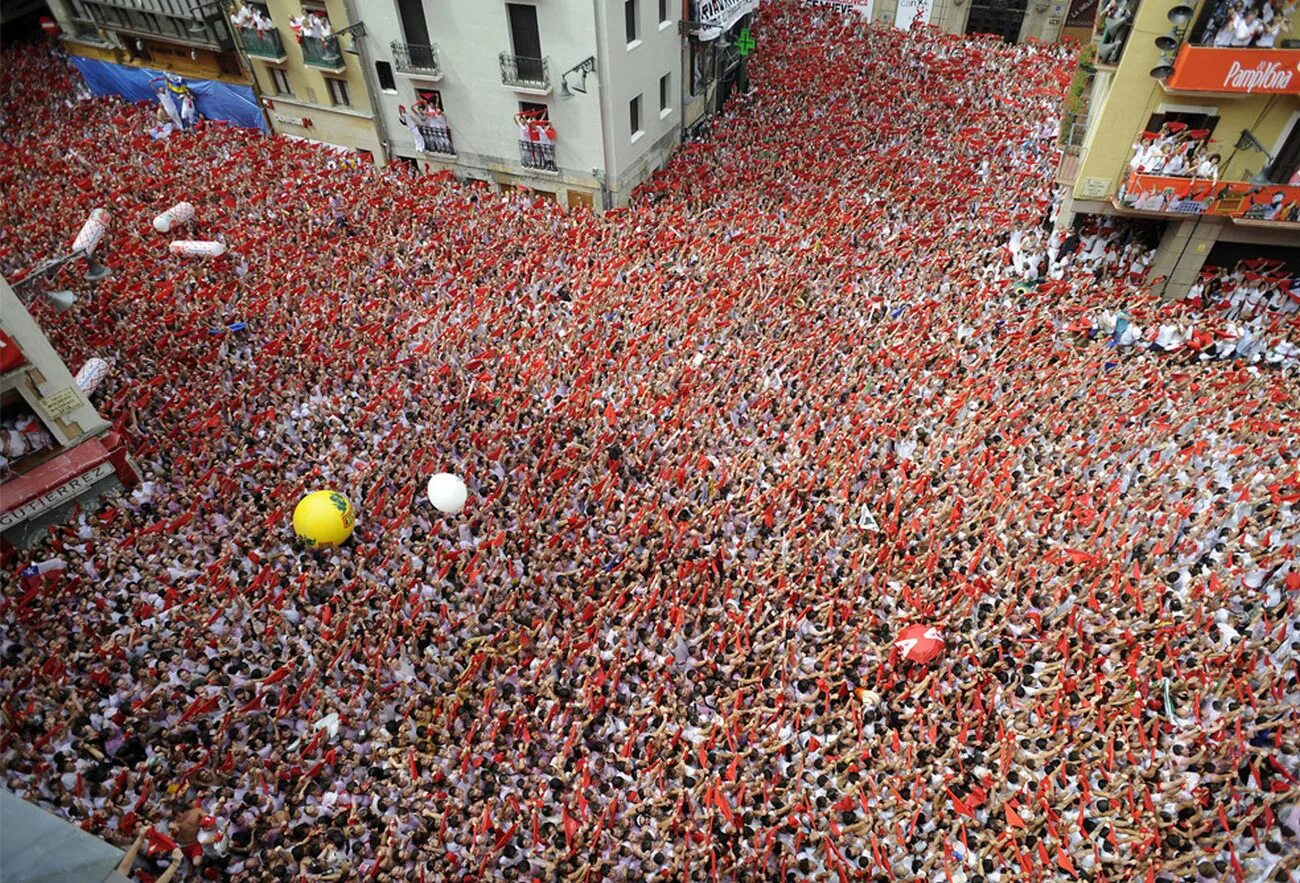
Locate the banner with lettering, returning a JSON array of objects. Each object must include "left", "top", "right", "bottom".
[
  {"left": 893, "top": 0, "right": 930, "bottom": 29},
  {"left": 1064, "top": 0, "right": 1099, "bottom": 28},
  {"left": 803, "top": 0, "right": 875, "bottom": 17},
  {"left": 1117, "top": 173, "right": 1300, "bottom": 223},
  {"left": 1164, "top": 46, "right": 1300, "bottom": 95}
]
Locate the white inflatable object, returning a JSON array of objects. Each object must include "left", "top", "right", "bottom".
[
  {"left": 72, "top": 208, "right": 111, "bottom": 255},
  {"left": 426, "top": 473, "right": 468, "bottom": 514},
  {"left": 153, "top": 201, "right": 195, "bottom": 233},
  {"left": 74, "top": 358, "right": 110, "bottom": 395},
  {"left": 169, "top": 240, "right": 226, "bottom": 257}
]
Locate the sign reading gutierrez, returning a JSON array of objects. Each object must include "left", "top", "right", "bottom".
[{"left": 1165, "top": 46, "right": 1300, "bottom": 95}]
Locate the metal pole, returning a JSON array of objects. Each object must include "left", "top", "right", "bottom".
[
  {"left": 591, "top": 0, "right": 615, "bottom": 210},
  {"left": 336, "top": 8, "right": 393, "bottom": 165}
]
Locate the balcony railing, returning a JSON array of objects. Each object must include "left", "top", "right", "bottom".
[
  {"left": 301, "top": 35, "right": 345, "bottom": 70},
  {"left": 241, "top": 26, "right": 285, "bottom": 60},
  {"left": 417, "top": 124, "right": 455, "bottom": 156},
  {"left": 500, "top": 52, "right": 550, "bottom": 91},
  {"left": 391, "top": 40, "right": 441, "bottom": 78},
  {"left": 80, "top": 0, "right": 235, "bottom": 49},
  {"left": 519, "top": 140, "right": 557, "bottom": 172},
  {"left": 1115, "top": 171, "right": 1300, "bottom": 223},
  {"left": 63, "top": 17, "right": 109, "bottom": 44}
]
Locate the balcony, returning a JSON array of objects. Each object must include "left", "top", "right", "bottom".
[
  {"left": 391, "top": 41, "right": 442, "bottom": 79},
  {"left": 80, "top": 0, "right": 235, "bottom": 50},
  {"left": 519, "top": 140, "right": 557, "bottom": 172},
  {"left": 61, "top": 17, "right": 110, "bottom": 45},
  {"left": 1162, "top": 45, "right": 1300, "bottom": 96},
  {"left": 414, "top": 123, "right": 455, "bottom": 156},
  {"left": 499, "top": 52, "right": 551, "bottom": 94},
  {"left": 240, "top": 26, "right": 285, "bottom": 61},
  {"left": 1114, "top": 172, "right": 1299, "bottom": 225},
  {"left": 301, "top": 35, "right": 345, "bottom": 71}
]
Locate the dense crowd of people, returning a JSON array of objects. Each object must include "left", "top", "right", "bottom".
[
  {"left": 1194, "top": 0, "right": 1294, "bottom": 47},
  {"left": 2, "top": 4, "right": 1299, "bottom": 881}
]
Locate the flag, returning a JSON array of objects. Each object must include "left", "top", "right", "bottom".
[{"left": 20, "top": 558, "right": 67, "bottom": 590}]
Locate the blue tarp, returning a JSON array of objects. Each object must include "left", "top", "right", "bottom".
[{"left": 69, "top": 56, "right": 267, "bottom": 132}]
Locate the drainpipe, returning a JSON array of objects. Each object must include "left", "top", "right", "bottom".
[
  {"left": 591, "top": 0, "right": 615, "bottom": 210},
  {"left": 339, "top": 0, "right": 392, "bottom": 164}
]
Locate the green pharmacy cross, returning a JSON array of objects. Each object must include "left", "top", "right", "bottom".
[{"left": 735, "top": 29, "right": 756, "bottom": 56}]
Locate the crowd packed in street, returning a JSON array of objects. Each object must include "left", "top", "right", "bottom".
[{"left": 2, "top": 3, "right": 1298, "bottom": 881}]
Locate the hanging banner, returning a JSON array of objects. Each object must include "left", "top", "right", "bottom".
[
  {"left": 1065, "top": 0, "right": 1100, "bottom": 27},
  {"left": 893, "top": 0, "right": 931, "bottom": 30},
  {"left": 803, "top": 0, "right": 875, "bottom": 16},
  {"left": 1117, "top": 173, "right": 1300, "bottom": 223},
  {"left": 1164, "top": 46, "right": 1300, "bottom": 96},
  {"left": 693, "top": 0, "right": 761, "bottom": 38}
]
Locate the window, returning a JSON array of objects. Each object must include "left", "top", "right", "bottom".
[
  {"left": 659, "top": 72, "right": 670, "bottom": 112},
  {"left": 625, "top": 0, "right": 638, "bottom": 43},
  {"left": 375, "top": 60, "right": 396, "bottom": 91},
  {"left": 269, "top": 66, "right": 291, "bottom": 95},
  {"left": 326, "top": 76, "right": 350, "bottom": 106},
  {"left": 659, "top": 0, "right": 669, "bottom": 23},
  {"left": 417, "top": 88, "right": 444, "bottom": 111},
  {"left": 520, "top": 100, "right": 548, "bottom": 120},
  {"left": 629, "top": 94, "right": 642, "bottom": 138}
]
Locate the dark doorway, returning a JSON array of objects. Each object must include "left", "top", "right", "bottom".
[
  {"left": 507, "top": 3, "right": 543, "bottom": 81},
  {"left": 965, "top": 0, "right": 1028, "bottom": 42},
  {"left": 397, "top": 0, "right": 430, "bottom": 46}
]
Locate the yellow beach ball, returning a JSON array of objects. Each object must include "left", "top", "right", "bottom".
[{"left": 292, "top": 490, "right": 356, "bottom": 547}]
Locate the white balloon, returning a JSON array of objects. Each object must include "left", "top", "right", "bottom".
[
  {"left": 72, "top": 208, "right": 111, "bottom": 255},
  {"left": 169, "top": 240, "right": 226, "bottom": 257},
  {"left": 153, "top": 201, "right": 195, "bottom": 233},
  {"left": 426, "top": 473, "right": 467, "bottom": 514},
  {"left": 74, "top": 357, "right": 110, "bottom": 395}
]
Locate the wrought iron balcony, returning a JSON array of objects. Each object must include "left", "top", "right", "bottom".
[
  {"left": 240, "top": 26, "right": 285, "bottom": 60},
  {"left": 519, "top": 140, "right": 557, "bottom": 172},
  {"left": 391, "top": 40, "right": 441, "bottom": 78},
  {"left": 79, "top": 0, "right": 234, "bottom": 49},
  {"left": 301, "top": 34, "right": 345, "bottom": 71},
  {"left": 499, "top": 52, "right": 550, "bottom": 91},
  {"left": 416, "top": 124, "right": 455, "bottom": 156}
]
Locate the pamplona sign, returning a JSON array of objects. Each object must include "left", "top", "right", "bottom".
[{"left": 1165, "top": 46, "right": 1300, "bottom": 95}]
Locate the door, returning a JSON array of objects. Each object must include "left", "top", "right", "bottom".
[
  {"left": 507, "top": 3, "right": 543, "bottom": 81},
  {"left": 965, "top": 0, "right": 1028, "bottom": 42},
  {"left": 567, "top": 189, "right": 594, "bottom": 211},
  {"left": 397, "top": 0, "right": 431, "bottom": 48}
]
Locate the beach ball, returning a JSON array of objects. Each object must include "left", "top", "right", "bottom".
[
  {"left": 293, "top": 490, "right": 355, "bottom": 546},
  {"left": 426, "top": 473, "right": 467, "bottom": 514}
]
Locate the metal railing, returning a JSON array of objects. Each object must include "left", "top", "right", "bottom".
[
  {"left": 499, "top": 52, "right": 550, "bottom": 90},
  {"left": 391, "top": 40, "right": 441, "bottom": 77},
  {"left": 417, "top": 125, "right": 455, "bottom": 156},
  {"left": 1059, "top": 110, "right": 1089, "bottom": 153},
  {"left": 301, "top": 35, "right": 344, "bottom": 69},
  {"left": 64, "top": 17, "right": 109, "bottom": 43},
  {"left": 240, "top": 26, "right": 285, "bottom": 59},
  {"left": 519, "top": 140, "right": 557, "bottom": 171}
]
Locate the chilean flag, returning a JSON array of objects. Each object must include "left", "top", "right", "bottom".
[{"left": 20, "top": 558, "right": 67, "bottom": 590}]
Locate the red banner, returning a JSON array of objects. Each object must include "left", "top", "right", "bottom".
[
  {"left": 1117, "top": 174, "right": 1300, "bottom": 223},
  {"left": 1165, "top": 46, "right": 1300, "bottom": 95}
]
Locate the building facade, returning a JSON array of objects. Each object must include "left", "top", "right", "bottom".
[
  {"left": 234, "top": 0, "right": 389, "bottom": 162},
  {"left": 48, "top": 0, "right": 252, "bottom": 86},
  {"left": 354, "top": 0, "right": 736, "bottom": 208},
  {"left": 1054, "top": 0, "right": 1300, "bottom": 295},
  {"left": 1, "top": 279, "right": 137, "bottom": 551}
]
